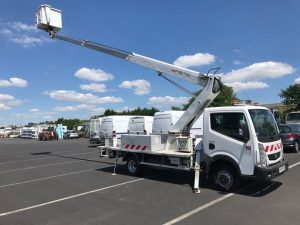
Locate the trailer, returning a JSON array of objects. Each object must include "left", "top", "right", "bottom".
[{"left": 36, "top": 5, "right": 288, "bottom": 193}]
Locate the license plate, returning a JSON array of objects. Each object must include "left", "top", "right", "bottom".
[{"left": 279, "top": 165, "right": 285, "bottom": 173}]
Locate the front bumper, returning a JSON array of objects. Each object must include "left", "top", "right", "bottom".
[{"left": 253, "top": 158, "right": 289, "bottom": 181}]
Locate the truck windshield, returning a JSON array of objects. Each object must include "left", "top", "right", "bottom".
[{"left": 249, "top": 109, "right": 280, "bottom": 142}]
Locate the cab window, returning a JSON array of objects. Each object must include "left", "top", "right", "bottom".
[{"left": 210, "top": 112, "right": 249, "bottom": 142}]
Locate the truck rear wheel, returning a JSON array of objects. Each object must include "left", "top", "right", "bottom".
[
  {"left": 213, "top": 165, "right": 239, "bottom": 192},
  {"left": 127, "top": 156, "right": 143, "bottom": 176}
]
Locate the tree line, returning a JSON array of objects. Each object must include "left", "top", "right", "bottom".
[{"left": 22, "top": 83, "right": 300, "bottom": 130}]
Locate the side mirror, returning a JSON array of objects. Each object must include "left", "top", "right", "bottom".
[{"left": 239, "top": 124, "right": 250, "bottom": 143}]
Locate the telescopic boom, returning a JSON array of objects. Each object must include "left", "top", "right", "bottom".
[{"left": 36, "top": 4, "right": 222, "bottom": 135}]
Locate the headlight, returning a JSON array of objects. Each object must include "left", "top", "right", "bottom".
[{"left": 258, "top": 143, "right": 267, "bottom": 167}]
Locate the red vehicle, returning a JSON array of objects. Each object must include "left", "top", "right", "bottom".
[{"left": 38, "top": 127, "right": 57, "bottom": 141}]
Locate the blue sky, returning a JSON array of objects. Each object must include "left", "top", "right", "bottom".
[{"left": 0, "top": 0, "right": 299, "bottom": 126}]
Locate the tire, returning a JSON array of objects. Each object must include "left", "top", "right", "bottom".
[
  {"left": 126, "top": 156, "right": 143, "bottom": 176},
  {"left": 294, "top": 141, "right": 299, "bottom": 153},
  {"left": 212, "top": 165, "right": 239, "bottom": 192}
]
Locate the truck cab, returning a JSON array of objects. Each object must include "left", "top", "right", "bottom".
[{"left": 203, "top": 106, "right": 288, "bottom": 190}]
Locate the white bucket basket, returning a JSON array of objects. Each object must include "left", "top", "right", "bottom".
[{"left": 36, "top": 4, "right": 62, "bottom": 33}]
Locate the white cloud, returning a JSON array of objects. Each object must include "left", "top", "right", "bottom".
[
  {"left": 29, "top": 108, "right": 39, "bottom": 112},
  {"left": 222, "top": 61, "right": 296, "bottom": 83},
  {"left": 233, "top": 60, "right": 242, "bottom": 65},
  {"left": 0, "top": 103, "right": 10, "bottom": 110},
  {"left": 295, "top": 77, "right": 300, "bottom": 84},
  {"left": 45, "top": 90, "right": 123, "bottom": 104},
  {"left": 42, "top": 115, "right": 54, "bottom": 120},
  {"left": 0, "top": 77, "right": 28, "bottom": 88},
  {"left": 148, "top": 96, "right": 189, "bottom": 105},
  {"left": 0, "top": 93, "right": 24, "bottom": 107},
  {"left": 90, "top": 96, "right": 124, "bottom": 104},
  {"left": 0, "top": 21, "right": 48, "bottom": 47},
  {"left": 0, "top": 94, "right": 15, "bottom": 101},
  {"left": 75, "top": 68, "right": 114, "bottom": 82},
  {"left": 80, "top": 83, "right": 107, "bottom": 93},
  {"left": 225, "top": 81, "right": 269, "bottom": 92},
  {"left": 8, "top": 22, "right": 37, "bottom": 32},
  {"left": 53, "top": 104, "right": 105, "bottom": 114},
  {"left": 173, "top": 53, "right": 215, "bottom": 68},
  {"left": 119, "top": 79, "right": 151, "bottom": 95},
  {"left": 53, "top": 104, "right": 95, "bottom": 112},
  {"left": 6, "top": 99, "right": 24, "bottom": 106}
]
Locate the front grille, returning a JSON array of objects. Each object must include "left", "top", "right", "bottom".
[{"left": 268, "top": 151, "right": 281, "bottom": 161}]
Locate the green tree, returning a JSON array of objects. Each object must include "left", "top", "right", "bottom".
[
  {"left": 55, "top": 118, "right": 82, "bottom": 130},
  {"left": 102, "top": 107, "right": 159, "bottom": 116},
  {"left": 210, "top": 85, "right": 236, "bottom": 107},
  {"left": 279, "top": 83, "right": 300, "bottom": 111}
]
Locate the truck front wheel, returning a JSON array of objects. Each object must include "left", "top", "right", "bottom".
[
  {"left": 213, "top": 165, "right": 239, "bottom": 192},
  {"left": 127, "top": 156, "right": 143, "bottom": 176}
]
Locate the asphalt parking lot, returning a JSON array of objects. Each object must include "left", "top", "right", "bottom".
[{"left": 0, "top": 138, "right": 299, "bottom": 225}]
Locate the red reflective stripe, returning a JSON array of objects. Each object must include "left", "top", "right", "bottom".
[
  {"left": 124, "top": 144, "right": 129, "bottom": 149},
  {"left": 142, "top": 146, "right": 147, "bottom": 150},
  {"left": 274, "top": 144, "right": 278, "bottom": 150},
  {"left": 130, "top": 145, "right": 135, "bottom": 150},
  {"left": 265, "top": 145, "right": 269, "bottom": 152},
  {"left": 270, "top": 145, "right": 274, "bottom": 152},
  {"left": 136, "top": 145, "right": 141, "bottom": 150}
]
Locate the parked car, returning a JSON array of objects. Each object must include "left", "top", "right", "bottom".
[
  {"left": 279, "top": 124, "right": 300, "bottom": 152},
  {"left": 63, "top": 131, "right": 79, "bottom": 139},
  {"left": 38, "top": 127, "right": 57, "bottom": 141}
]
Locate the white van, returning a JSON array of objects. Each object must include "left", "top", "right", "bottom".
[
  {"left": 100, "top": 116, "right": 133, "bottom": 140},
  {"left": 152, "top": 111, "right": 203, "bottom": 139},
  {"left": 89, "top": 117, "right": 102, "bottom": 144},
  {"left": 152, "top": 111, "right": 184, "bottom": 134},
  {"left": 128, "top": 116, "right": 153, "bottom": 135}
]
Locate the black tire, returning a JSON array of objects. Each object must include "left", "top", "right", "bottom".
[
  {"left": 212, "top": 165, "right": 239, "bottom": 192},
  {"left": 126, "top": 156, "right": 143, "bottom": 176},
  {"left": 294, "top": 141, "right": 299, "bottom": 153}
]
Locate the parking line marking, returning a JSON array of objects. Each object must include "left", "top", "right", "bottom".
[
  {"left": 163, "top": 160, "right": 300, "bottom": 225},
  {"left": 0, "top": 151, "right": 97, "bottom": 165},
  {"left": 0, "top": 177, "right": 145, "bottom": 217},
  {"left": 0, "top": 157, "right": 100, "bottom": 174},
  {"left": 0, "top": 167, "right": 109, "bottom": 188},
  {"left": 289, "top": 161, "right": 300, "bottom": 169}
]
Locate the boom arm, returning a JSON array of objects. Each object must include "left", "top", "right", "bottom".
[
  {"left": 36, "top": 4, "right": 222, "bottom": 135},
  {"left": 51, "top": 32, "right": 209, "bottom": 87}
]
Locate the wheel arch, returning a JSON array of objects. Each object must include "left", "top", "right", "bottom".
[
  {"left": 207, "top": 155, "right": 241, "bottom": 178},
  {"left": 123, "top": 152, "right": 140, "bottom": 163}
]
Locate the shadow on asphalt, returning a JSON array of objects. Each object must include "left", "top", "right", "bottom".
[
  {"left": 29, "top": 151, "right": 283, "bottom": 196},
  {"left": 29, "top": 151, "right": 115, "bottom": 165},
  {"left": 97, "top": 165, "right": 282, "bottom": 197}
]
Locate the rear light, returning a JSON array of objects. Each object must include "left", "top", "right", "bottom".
[{"left": 287, "top": 133, "right": 296, "bottom": 139}]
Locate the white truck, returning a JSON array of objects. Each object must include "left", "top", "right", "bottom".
[
  {"left": 89, "top": 117, "right": 102, "bottom": 144},
  {"left": 36, "top": 4, "right": 288, "bottom": 193},
  {"left": 128, "top": 116, "right": 154, "bottom": 135},
  {"left": 100, "top": 115, "right": 133, "bottom": 147}
]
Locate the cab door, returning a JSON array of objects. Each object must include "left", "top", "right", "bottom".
[{"left": 203, "top": 111, "right": 254, "bottom": 175}]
